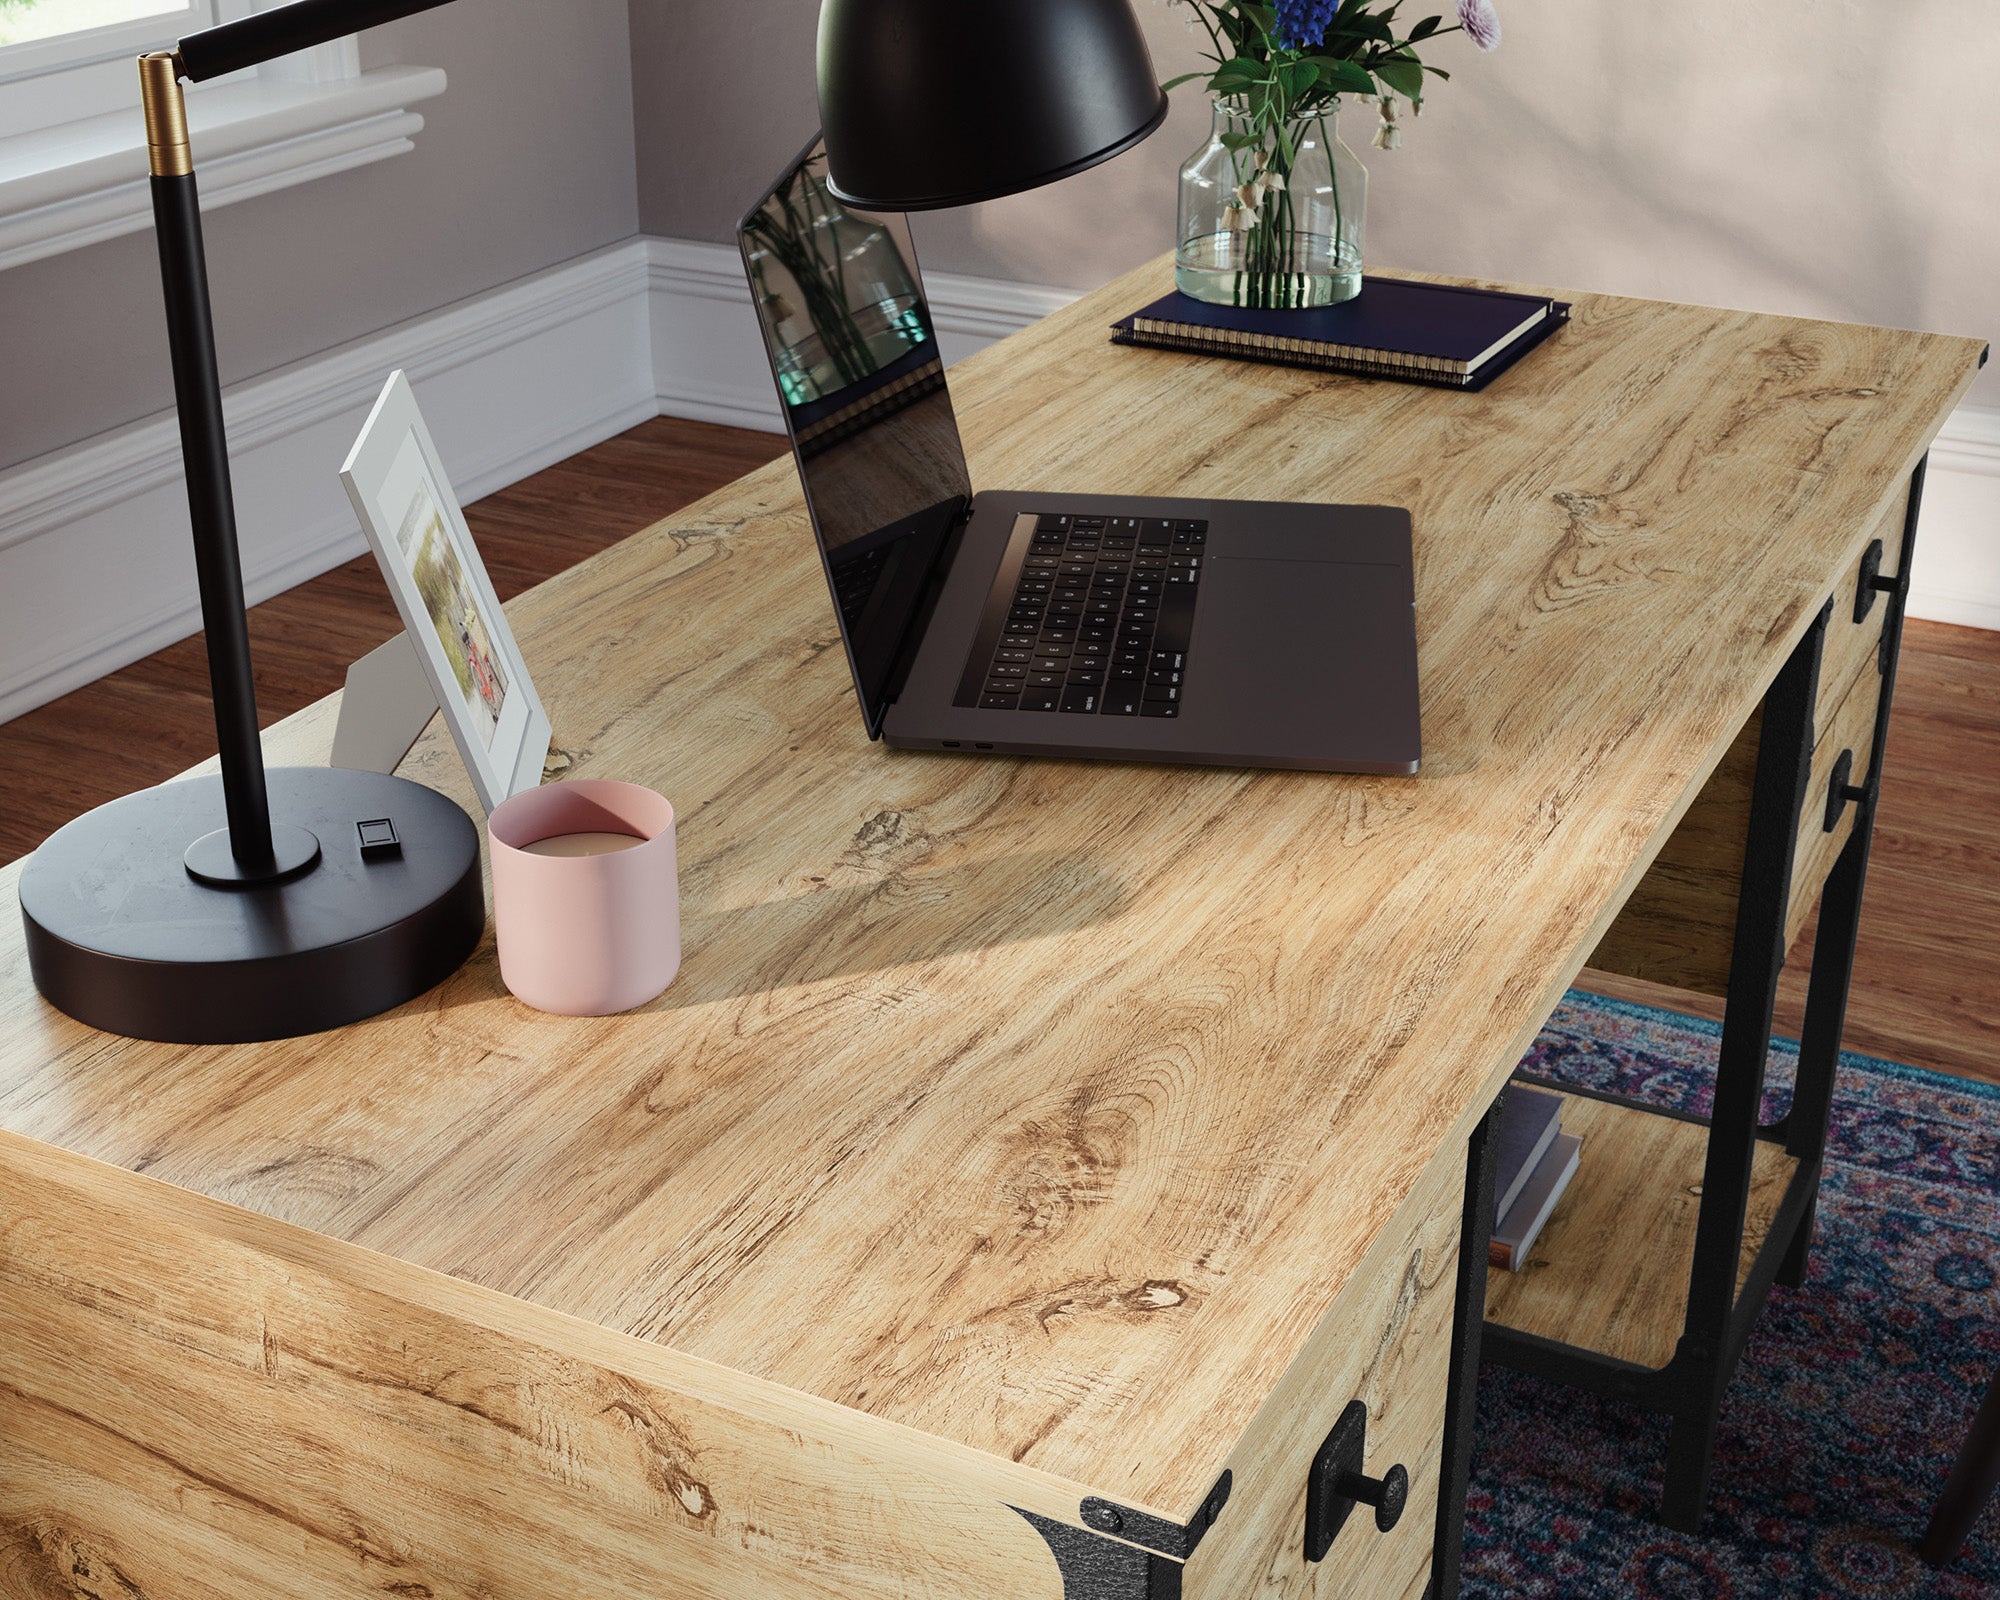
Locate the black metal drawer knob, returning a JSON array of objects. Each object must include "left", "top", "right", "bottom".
[
  {"left": 1823, "top": 748, "right": 1868, "bottom": 832},
  {"left": 1305, "top": 1400, "right": 1409, "bottom": 1562}
]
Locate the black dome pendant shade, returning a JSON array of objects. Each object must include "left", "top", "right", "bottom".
[{"left": 817, "top": 0, "right": 1170, "bottom": 211}]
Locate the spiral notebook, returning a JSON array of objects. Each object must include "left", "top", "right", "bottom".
[{"left": 1110, "top": 278, "right": 1570, "bottom": 391}]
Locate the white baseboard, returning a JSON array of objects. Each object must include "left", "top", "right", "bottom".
[
  {"left": 0, "top": 239, "right": 654, "bottom": 725},
  {"left": 1909, "top": 404, "right": 2000, "bottom": 631},
  {"left": 643, "top": 237, "right": 1077, "bottom": 432},
  {"left": 1, "top": 235, "right": 1993, "bottom": 725}
]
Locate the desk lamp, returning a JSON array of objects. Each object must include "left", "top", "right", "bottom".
[
  {"left": 815, "top": 0, "right": 1168, "bottom": 211},
  {"left": 19, "top": 0, "right": 483, "bottom": 1046}
]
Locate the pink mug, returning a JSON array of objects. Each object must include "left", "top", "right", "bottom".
[{"left": 488, "top": 779, "right": 680, "bottom": 1015}]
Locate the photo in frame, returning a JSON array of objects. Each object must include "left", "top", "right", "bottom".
[{"left": 340, "top": 371, "right": 550, "bottom": 813}]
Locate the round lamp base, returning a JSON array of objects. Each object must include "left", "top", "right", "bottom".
[{"left": 20, "top": 767, "right": 485, "bottom": 1044}]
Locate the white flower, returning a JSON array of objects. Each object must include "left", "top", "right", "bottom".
[
  {"left": 1234, "top": 180, "right": 1263, "bottom": 209},
  {"left": 1227, "top": 204, "right": 1256, "bottom": 232},
  {"left": 1373, "top": 97, "right": 1403, "bottom": 150},
  {"left": 1457, "top": 0, "right": 1501, "bottom": 51}
]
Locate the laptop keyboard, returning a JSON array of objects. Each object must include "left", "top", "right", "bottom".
[{"left": 976, "top": 514, "right": 1205, "bottom": 717}]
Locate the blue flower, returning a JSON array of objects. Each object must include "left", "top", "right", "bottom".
[{"left": 1273, "top": 0, "right": 1339, "bottom": 52}]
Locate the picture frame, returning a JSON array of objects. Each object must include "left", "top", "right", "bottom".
[{"left": 340, "top": 371, "right": 550, "bottom": 813}]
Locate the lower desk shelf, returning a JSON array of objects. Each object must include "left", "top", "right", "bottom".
[{"left": 1483, "top": 1092, "right": 1799, "bottom": 1371}]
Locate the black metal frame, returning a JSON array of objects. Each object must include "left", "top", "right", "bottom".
[{"left": 1482, "top": 457, "right": 1929, "bottom": 1532}]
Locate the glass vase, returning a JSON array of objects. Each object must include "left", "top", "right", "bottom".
[{"left": 1176, "top": 100, "right": 1365, "bottom": 309}]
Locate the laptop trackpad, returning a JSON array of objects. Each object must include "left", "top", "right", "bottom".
[{"left": 1201, "top": 556, "right": 1417, "bottom": 731}]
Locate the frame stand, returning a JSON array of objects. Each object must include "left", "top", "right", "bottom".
[{"left": 332, "top": 632, "right": 441, "bottom": 776}]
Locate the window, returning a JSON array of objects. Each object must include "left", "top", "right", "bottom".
[{"left": 0, "top": 0, "right": 439, "bottom": 271}]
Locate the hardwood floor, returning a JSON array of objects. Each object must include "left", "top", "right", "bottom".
[
  {"left": 1, "top": 415, "right": 1992, "bottom": 1085},
  {"left": 0, "top": 417, "right": 783, "bottom": 866}
]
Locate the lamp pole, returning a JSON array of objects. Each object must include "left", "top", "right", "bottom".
[{"left": 140, "top": 52, "right": 276, "bottom": 872}]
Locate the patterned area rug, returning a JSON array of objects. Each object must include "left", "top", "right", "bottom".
[{"left": 1463, "top": 991, "right": 2000, "bottom": 1599}]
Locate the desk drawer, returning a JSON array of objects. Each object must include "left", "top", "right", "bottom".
[
  {"left": 1182, "top": 1139, "right": 1464, "bottom": 1600},
  {"left": 1787, "top": 649, "right": 1883, "bottom": 951},
  {"left": 1587, "top": 488, "right": 1907, "bottom": 997}
]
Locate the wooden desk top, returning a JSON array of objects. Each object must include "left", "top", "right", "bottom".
[{"left": 0, "top": 258, "right": 1980, "bottom": 1521}]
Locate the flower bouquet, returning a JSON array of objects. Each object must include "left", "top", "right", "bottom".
[{"left": 1168, "top": 0, "right": 1500, "bottom": 307}]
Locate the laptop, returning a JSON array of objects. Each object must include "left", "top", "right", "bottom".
[{"left": 737, "top": 135, "right": 1421, "bottom": 775}]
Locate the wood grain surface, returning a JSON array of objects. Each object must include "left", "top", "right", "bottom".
[
  {"left": 0, "top": 258, "right": 1980, "bottom": 1525},
  {"left": 0, "top": 1130, "right": 1083, "bottom": 1600},
  {"left": 1483, "top": 1095, "right": 1797, "bottom": 1370}
]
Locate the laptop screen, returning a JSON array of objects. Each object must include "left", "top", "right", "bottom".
[{"left": 738, "top": 136, "right": 974, "bottom": 739}]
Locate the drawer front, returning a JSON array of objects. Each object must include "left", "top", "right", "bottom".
[
  {"left": 1786, "top": 646, "right": 1885, "bottom": 950},
  {"left": 1810, "top": 482, "right": 1904, "bottom": 763},
  {"left": 1183, "top": 1140, "right": 1464, "bottom": 1600}
]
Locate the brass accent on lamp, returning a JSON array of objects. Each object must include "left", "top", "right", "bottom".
[{"left": 137, "top": 51, "right": 192, "bottom": 178}]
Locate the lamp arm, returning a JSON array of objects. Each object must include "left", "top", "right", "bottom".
[{"left": 177, "top": 0, "right": 458, "bottom": 82}]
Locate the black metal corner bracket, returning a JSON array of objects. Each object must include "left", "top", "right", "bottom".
[
  {"left": 1078, "top": 1470, "right": 1232, "bottom": 1560},
  {"left": 1014, "top": 1507, "right": 1184, "bottom": 1600}
]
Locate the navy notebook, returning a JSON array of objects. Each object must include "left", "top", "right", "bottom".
[{"left": 1110, "top": 277, "right": 1569, "bottom": 391}]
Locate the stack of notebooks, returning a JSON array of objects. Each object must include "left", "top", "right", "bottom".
[
  {"left": 1489, "top": 1082, "right": 1582, "bottom": 1272},
  {"left": 1110, "top": 277, "right": 1569, "bottom": 391}
]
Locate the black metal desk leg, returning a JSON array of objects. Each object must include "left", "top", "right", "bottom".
[
  {"left": 1781, "top": 456, "right": 1922, "bottom": 1287},
  {"left": 1432, "top": 1087, "right": 1504, "bottom": 1600}
]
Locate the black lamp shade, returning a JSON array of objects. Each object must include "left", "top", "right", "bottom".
[{"left": 816, "top": 0, "right": 1169, "bottom": 211}]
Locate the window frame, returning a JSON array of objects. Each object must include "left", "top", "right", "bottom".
[
  {"left": 0, "top": 0, "right": 219, "bottom": 90},
  {"left": 0, "top": 0, "right": 360, "bottom": 143}
]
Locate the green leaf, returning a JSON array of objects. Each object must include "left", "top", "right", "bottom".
[
  {"left": 1313, "top": 55, "right": 1380, "bottom": 95},
  {"left": 1161, "top": 71, "right": 1209, "bottom": 91},
  {"left": 1277, "top": 58, "right": 1317, "bottom": 99},
  {"left": 1408, "top": 14, "right": 1441, "bottom": 40},
  {"left": 1211, "top": 55, "right": 1265, "bottom": 83},
  {"left": 1374, "top": 54, "right": 1425, "bottom": 98}
]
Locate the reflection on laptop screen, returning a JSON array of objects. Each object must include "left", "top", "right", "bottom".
[{"left": 739, "top": 136, "right": 973, "bottom": 737}]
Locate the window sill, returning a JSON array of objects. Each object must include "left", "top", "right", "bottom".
[{"left": 0, "top": 63, "right": 445, "bottom": 272}]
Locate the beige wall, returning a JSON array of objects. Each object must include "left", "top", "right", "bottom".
[
  {"left": 631, "top": 0, "right": 1996, "bottom": 407},
  {"left": 0, "top": 0, "right": 639, "bottom": 470}
]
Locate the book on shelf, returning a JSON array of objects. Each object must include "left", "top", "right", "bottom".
[
  {"left": 1491, "top": 1130, "right": 1582, "bottom": 1272},
  {"left": 1491, "top": 1083, "right": 1565, "bottom": 1224},
  {"left": 1109, "top": 277, "right": 1570, "bottom": 391}
]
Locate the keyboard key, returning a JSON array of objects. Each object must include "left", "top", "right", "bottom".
[
  {"left": 1019, "top": 687, "right": 1061, "bottom": 711},
  {"left": 1171, "top": 518, "right": 1208, "bottom": 533},
  {"left": 1110, "top": 665, "right": 1144, "bottom": 684},
  {"left": 1114, "top": 649, "right": 1149, "bottom": 667},
  {"left": 1028, "top": 670, "right": 1066, "bottom": 688},
  {"left": 1073, "top": 516, "right": 1106, "bottom": 529},
  {"left": 1102, "top": 692, "right": 1143, "bottom": 716},
  {"left": 1166, "top": 570, "right": 1199, "bottom": 585},
  {"left": 1153, "top": 589, "right": 1196, "bottom": 654},
  {"left": 1148, "top": 667, "right": 1183, "bottom": 686},
  {"left": 980, "top": 693, "right": 1019, "bottom": 709},
  {"left": 1144, "top": 684, "right": 1180, "bottom": 705},
  {"left": 989, "top": 663, "right": 1027, "bottom": 679},
  {"left": 1036, "top": 514, "right": 1071, "bottom": 532},
  {"left": 1032, "top": 652, "right": 1070, "bottom": 667},
  {"left": 1066, "top": 668, "right": 1104, "bottom": 687},
  {"left": 1152, "top": 650, "right": 1186, "bottom": 670},
  {"left": 1139, "top": 518, "right": 1172, "bottom": 542},
  {"left": 1140, "top": 700, "right": 1179, "bottom": 717},
  {"left": 1074, "top": 640, "right": 1109, "bottom": 658},
  {"left": 1061, "top": 685, "right": 1099, "bottom": 713},
  {"left": 996, "top": 648, "right": 1033, "bottom": 664}
]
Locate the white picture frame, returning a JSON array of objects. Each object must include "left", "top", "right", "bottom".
[{"left": 340, "top": 371, "right": 550, "bottom": 813}]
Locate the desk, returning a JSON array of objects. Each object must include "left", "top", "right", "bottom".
[{"left": 0, "top": 258, "right": 1980, "bottom": 1600}]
